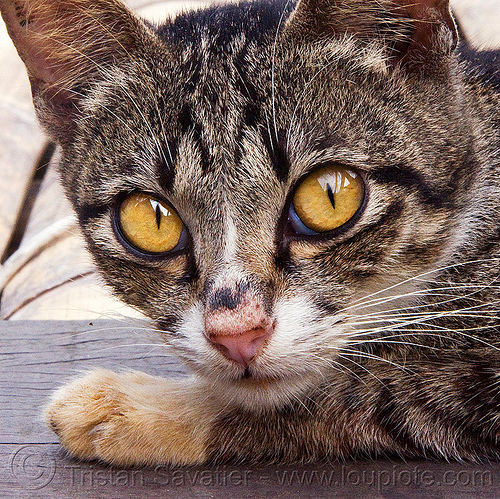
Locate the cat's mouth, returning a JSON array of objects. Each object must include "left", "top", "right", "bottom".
[
  {"left": 219, "top": 362, "right": 324, "bottom": 411},
  {"left": 237, "top": 366, "right": 283, "bottom": 384}
]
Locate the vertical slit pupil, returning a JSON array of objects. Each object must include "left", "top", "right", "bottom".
[
  {"left": 326, "top": 183, "right": 336, "bottom": 209},
  {"left": 155, "top": 203, "right": 162, "bottom": 229}
]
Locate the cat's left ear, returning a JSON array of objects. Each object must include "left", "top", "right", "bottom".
[
  {"left": 285, "top": 0, "right": 458, "bottom": 71},
  {"left": 0, "top": 0, "right": 151, "bottom": 142}
]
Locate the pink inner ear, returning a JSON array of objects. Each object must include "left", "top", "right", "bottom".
[
  {"left": 1, "top": 0, "right": 143, "bottom": 140},
  {"left": 385, "top": 0, "right": 458, "bottom": 59},
  {"left": 0, "top": 0, "right": 58, "bottom": 83},
  {"left": 13, "top": 37, "right": 60, "bottom": 84},
  {"left": 1, "top": 0, "right": 141, "bottom": 88}
]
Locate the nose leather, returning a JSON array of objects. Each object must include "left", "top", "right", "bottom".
[
  {"left": 204, "top": 297, "right": 274, "bottom": 367},
  {"left": 208, "top": 327, "right": 272, "bottom": 367}
]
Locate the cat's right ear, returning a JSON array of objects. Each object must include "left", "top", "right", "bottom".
[
  {"left": 0, "top": 0, "right": 149, "bottom": 142},
  {"left": 285, "top": 0, "right": 458, "bottom": 74}
]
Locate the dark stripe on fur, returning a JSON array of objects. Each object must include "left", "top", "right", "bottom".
[
  {"left": 370, "top": 165, "right": 453, "bottom": 209},
  {"left": 156, "top": 143, "right": 177, "bottom": 192},
  {"left": 178, "top": 104, "right": 212, "bottom": 172},
  {"left": 77, "top": 202, "right": 109, "bottom": 226},
  {"left": 262, "top": 129, "right": 290, "bottom": 181},
  {"left": 373, "top": 383, "right": 419, "bottom": 452}
]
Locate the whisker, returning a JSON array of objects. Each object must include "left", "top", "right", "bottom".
[
  {"left": 336, "top": 348, "right": 415, "bottom": 374},
  {"left": 92, "top": 343, "right": 170, "bottom": 354},
  {"left": 340, "top": 258, "right": 500, "bottom": 312},
  {"left": 344, "top": 279, "right": 500, "bottom": 316},
  {"left": 308, "top": 353, "right": 367, "bottom": 385},
  {"left": 349, "top": 338, "right": 440, "bottom": 350},
  {"left": 327, "top": 352, "right": 391, "bottom": 386}
]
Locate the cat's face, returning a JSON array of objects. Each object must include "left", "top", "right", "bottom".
[{"left": 2, "top": 0, "right": 468, "bottom": 408}]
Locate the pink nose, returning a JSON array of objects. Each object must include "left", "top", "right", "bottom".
[
  {"left": 204, "top": 295, "right": 274, "bottom": 367},
  {"left": 208, "top": 327, "right": 273, "bottom": 367}
]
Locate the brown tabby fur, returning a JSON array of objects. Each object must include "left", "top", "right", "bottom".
[{"left": 2, "top": 0, "right": 500, "bottom": 464}]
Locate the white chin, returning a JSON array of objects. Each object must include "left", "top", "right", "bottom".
[{"left": 216, "top": 371, "right": 321, "bottom": 412}]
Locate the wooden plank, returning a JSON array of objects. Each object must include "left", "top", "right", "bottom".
[
  {"left": 1, "top": 320, "right": 500, "bottom": 498},
  {"left": 2, "top": 274, "right": 145, "bottom": 320},
  {"left": 0, "top": 105, "right": 45, "bottom": 260},
  {"left": 0, "top": 226, "right": 143, "bottom": 320},
  {"left": 22, "top": 151, "right": 72, "bottom": 238},
  {"left": 0, "top": 320, "right": 185, "bottom": 445}
]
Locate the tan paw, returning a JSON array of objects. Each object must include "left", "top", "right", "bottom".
[{"left": 44, "top": 369, "right": 211, "bottom": 466}]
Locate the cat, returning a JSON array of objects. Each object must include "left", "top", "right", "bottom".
[{"left": 1, "top": 0, "right": 500, "bottom": 465}]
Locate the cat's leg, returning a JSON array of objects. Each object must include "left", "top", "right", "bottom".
[
  {"left": 45, "top": 369, "right": 219, "bottom": 466},
  {"left": 45, "top": 368, "right": 356, "bottom": 466},
  {"left": 46, "top": 368, "right": 353, "bottom": 466}
]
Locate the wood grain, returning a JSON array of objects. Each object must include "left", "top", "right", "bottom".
[
  {"left": 1, "top": 320, "right": 500, "bottom": 498},
  {"left": 0, "top": 228, "right": 143, "bottom": 320}
]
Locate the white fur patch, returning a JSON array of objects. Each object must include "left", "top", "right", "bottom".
[
  {"left": 222, "top": 211, "right": 238, "bottom": 264},
  {"left": 175, "top": 302, "right": 207, "bottom": 353}
]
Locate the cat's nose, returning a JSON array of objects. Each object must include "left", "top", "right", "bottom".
[
  {"left": 204, "top": 294, "right": 274, "bottom": 367},
  {"left": 208, "top": 327, "right": 273, "bottom": 367}
]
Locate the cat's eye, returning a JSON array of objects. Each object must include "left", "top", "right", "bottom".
[
  {"left": 289, "top": 165, "right": 364, "bottom": 235},
  {"left": 117, "top": 193, "right": 187, "bottom": 254}
]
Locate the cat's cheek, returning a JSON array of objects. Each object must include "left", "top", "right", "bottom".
[{"left": 171, "top": 303, "right": 208, "bottom": 355}]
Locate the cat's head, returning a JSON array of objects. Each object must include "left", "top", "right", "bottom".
[{"left": 2, "top": 0, "right": 475, "bottom": 408}]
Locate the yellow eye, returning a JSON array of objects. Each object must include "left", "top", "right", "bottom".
[
  {"left": 118, "top": 193, "right": 186, "bottom": 254},
  {"left": 291, "top": 165, "right": 364, "bottom": 234}
]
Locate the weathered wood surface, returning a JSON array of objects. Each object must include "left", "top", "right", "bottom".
[
  {"left": 1, "top": 319, "right": 500, "bottom": 499},
  {"left": 0, "top": 105, "right": 45, "bottom": 261}
]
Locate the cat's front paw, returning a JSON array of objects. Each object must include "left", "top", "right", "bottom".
[
  {"left": 44, "top": 369, "right": 211, "bottom": 466},
  {"left": 45, "top": 369, "right": 146, "bottom": 463}
]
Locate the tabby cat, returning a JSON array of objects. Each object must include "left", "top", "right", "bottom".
[{"left": 2, "top": 0, "right": 500, "bottom": 465}]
